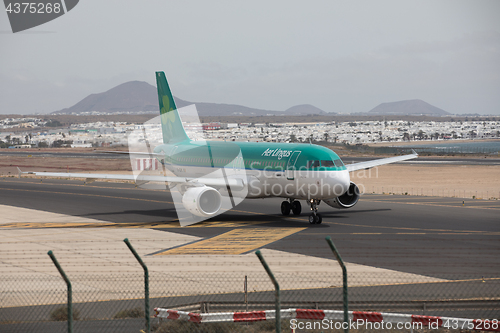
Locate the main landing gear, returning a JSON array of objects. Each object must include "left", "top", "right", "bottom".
[
  {"left": 308, "top": 199, "right": 322, "bottom": 224},
  {"left": 281, "top": 199, "right": 302, "bottom": 216},
  {"left": 281, "top": 199, "right": 321, "bottom": 225}
]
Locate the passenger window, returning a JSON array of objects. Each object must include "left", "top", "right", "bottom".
[{"left": 321, "top": 160, "right": 335, "bottom": 167}]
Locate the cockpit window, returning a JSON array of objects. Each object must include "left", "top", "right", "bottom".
[
  {"left": 321, "top": 160, "right": 335, "bottom": 167},
  {"left": 307, "top": 160, "right": 320, "bottom": 168},
  {"left": 333, "top": 159, "right": 344, "bottom": 167}
]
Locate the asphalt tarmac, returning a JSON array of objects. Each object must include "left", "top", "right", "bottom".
[{"left": 1, "top": 177, "right": 499, "bottom": 278}]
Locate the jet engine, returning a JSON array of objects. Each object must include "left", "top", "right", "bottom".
[
  {"left": 182, "top": 186, "right": 222, "bottom": 217},
  {"left": 324, "top": 182, "right": 360, "bottom": 209}
]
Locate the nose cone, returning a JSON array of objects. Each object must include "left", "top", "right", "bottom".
[{"left": 329, "top": 170, "right": 351, "bottom": 196}]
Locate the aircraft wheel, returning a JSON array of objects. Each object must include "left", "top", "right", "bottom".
[
  {"left": 308, "top": 213, "right": 323, "bottom": 224},
  {"left": 281, "top": 201, "right": 291, "bottom": 216},
  {"left": 291, "top": 201, "right": 302, "bottom": 215}
]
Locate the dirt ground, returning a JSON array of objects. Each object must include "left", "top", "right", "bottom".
[
  {"left": 351, "top": 164, "right": 500, "bottom": 199},
  {"left": 0, "top": 156, "right": 131, "bottom": 174}
]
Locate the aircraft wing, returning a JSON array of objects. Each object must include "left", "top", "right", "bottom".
[
  {"left": 345, "top": 151, "right": 418, "bottom": 172},
  {"left": 100, "top": 151, "right": 163, "bottom": 156},
  {"left": 17, "top": 168, "right": 245, "bottom": 190}
]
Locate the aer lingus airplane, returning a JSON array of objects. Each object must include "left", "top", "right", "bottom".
[{"left": 20, "top": 72, "right": 417, "bottom": 225}]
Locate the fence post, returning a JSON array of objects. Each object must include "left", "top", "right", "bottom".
[
  {"left": 124, "top": 238, "right": 150, "bottom": 333},
  {"left": 255, "top": 250, "right": 280, "bottom": 333},
  {"left": 325, "top": 236, "right": 348, "bottom": 333},
  {"left": 47, "top": 251, "right": 72, "bottom": 333},
  {"left": 244, "top": 275, "right": 248, "bottom": 312}
]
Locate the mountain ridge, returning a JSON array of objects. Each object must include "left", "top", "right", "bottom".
[
  {"left": 53, "top": 81, "right": 331, "bottom": 116},
  {"left": 368, "top": 99, "right": 450, "bottom": 116},
  {"left": 52, "top": 81, "right": 450, "bottom": 117}
]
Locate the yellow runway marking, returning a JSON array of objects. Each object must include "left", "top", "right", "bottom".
[
  {"left": 146, "top": 220, "right": 270, "bottom": 228},
  {"left": 371, "top": 199, "right": 472, "bottom": 204},
  {"left": 323, "top": 220, "right": 493, "bottom": 234},
  {"left": 2, "top": 179, "right": 154, "bottom": 192},
  {"left": 0, "top": 220, "right": 270, "bottom": 229},
  {"left": 157, "top": 227, "right": 305, "bottom": 255},
  {"left": 181, "top": 221, "right": 269, "bottom": 228},
  {"left": 0, "top": 187, "right": 174, "bottom": 204},
  {"left": 0, "top": 222, "right": 115, "bottom": 229},
  {"left": 304, "top": 232, "right": 500, "bottom": 235}
]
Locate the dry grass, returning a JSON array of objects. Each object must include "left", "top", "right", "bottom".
[{"left": 351, "top": 164, "right": 500, "bottom": 199}]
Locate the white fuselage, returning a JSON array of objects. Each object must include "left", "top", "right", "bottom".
[{"left": 163, "top": 162, "right": 351, "bottom": 201}]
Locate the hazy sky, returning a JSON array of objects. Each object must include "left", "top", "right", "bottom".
[{"left": 1, "top": 0, "right": 499, "bottom": 115}]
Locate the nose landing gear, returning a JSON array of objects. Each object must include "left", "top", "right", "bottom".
[
  {"left": 281, "top": 199, "right": 302, "bottom": 216},
  {"left": 308, "top": 199, "right": 322, "bottom": 224}
]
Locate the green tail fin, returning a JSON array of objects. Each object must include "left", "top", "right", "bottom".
[{"left": 156, "top": 71, "right": 189, "bottom": 144}]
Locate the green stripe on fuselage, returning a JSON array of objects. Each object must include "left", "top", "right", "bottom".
[{"left": 153, "top": 141, "right": 346, "bottom": 171}]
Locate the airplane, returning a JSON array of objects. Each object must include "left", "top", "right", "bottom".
[{"left": 20, "top": 71, "right": 418, "bottom": 225}]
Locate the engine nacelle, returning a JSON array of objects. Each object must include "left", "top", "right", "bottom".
[
  {"left": 324, "top": 182, "right": 360, "bottom": 209},
  {"left": 182, "top": 187, "right": 222, "bottom": 217}
]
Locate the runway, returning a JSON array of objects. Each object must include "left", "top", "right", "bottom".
[{"left": 1, "top": 177, "right": 499, "bottom": 277}]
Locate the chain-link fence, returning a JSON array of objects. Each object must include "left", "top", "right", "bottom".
[
  {"left": 1, "top": 232, "right": 499, "bottom": 333},
  {"left": 2, "top": 268, "right": 499, "bottom": 332}
]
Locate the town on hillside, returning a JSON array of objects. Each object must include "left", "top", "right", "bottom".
[{"left": 1, "top": 116, "right": 499, "bottom": 151}]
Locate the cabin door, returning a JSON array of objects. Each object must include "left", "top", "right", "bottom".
[{"left": 286, "top": 151, "right": 301, "bottom": 180}]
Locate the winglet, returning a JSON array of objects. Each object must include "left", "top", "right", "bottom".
[
  {"left": 17, "top": 167, "right": 35, "bottom": 178},
  {"left": 411, "top": 149, "right": 418, "bottom": 156}
]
